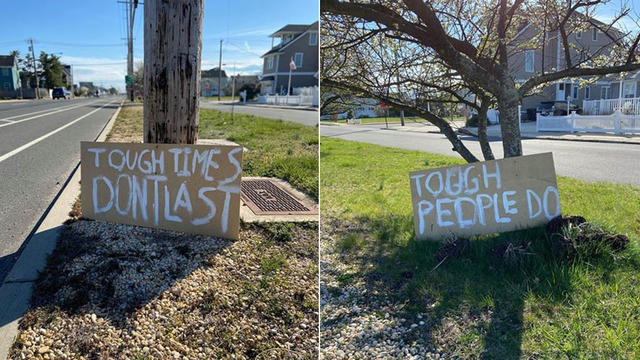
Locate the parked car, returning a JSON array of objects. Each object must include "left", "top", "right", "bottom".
[
  {"left": 52, "top": 87, "right": 71, "bottom": 100},
  {"left": 536, "top": 101, "right": 579, "bottom": 116}
]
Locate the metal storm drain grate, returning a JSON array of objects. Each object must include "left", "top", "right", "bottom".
[{"left": 241, "top": 179, "right": 314, "bottom": 215}]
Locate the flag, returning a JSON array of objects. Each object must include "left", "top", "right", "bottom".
[{"left": 289, "top": 58, "right": 297, "bottom": 71}]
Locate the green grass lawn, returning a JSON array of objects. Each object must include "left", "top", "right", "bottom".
[
  {"left": 199, "top": 109, "right": 318, "bottom": 199},
  {"left": 202, "top": 96, "right": 237, "bottom": 102},
  {"left": 321, "top": 137, "right": 640, "bottom": 358}
]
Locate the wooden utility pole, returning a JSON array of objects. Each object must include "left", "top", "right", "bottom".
[
  {"left": 217, "top": 39, "right": 223, "bottom": 101},
  {"left": 144, "top": 0, "right": 204, "bottom": 144},
  {"left": 127, "top": 0, "right": 137, "bottom": 102},
  {"left": 28, "top": 38, "right": 39, "bottom": 99}
]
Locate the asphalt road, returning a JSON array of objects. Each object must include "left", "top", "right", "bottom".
[
  {"left": 321, "top": 124, "right": 640, "bottom": 186},
  {"left": 0, "top": 96, "right": 122, "bottom": 282},
  {"left": 200, "top": 101, "right": 319, "bottom": 127}
]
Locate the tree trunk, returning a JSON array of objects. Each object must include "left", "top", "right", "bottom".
[
  {"left": 400, "top": 110, "right": 405, "bottom": 126},
  {"left": 497, "top": 87, "right": 523, "bottom": 157},
  {"left": 477, "top": 99, "right": 495, "bottom": 161},
  {"left": 144, "top": 0, "right": 204, "bottom": 144}
]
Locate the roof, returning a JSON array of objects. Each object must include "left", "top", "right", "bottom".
[
  {"left": 270, "top": 24, "right": 312, "bottom": 37},
  {"left": 202, "top": 68, "right": 227, "bottom": 78},
  {"left": 262, "top": 22, "right": 318, "bottom": 58},
  {"left": 0, "top": 55, "right": 16, "bottom": 67}
]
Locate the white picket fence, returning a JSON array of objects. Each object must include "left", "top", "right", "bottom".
[
  {"left": 537, "top": 110, "right": 640, "bottom": 134},
  {"left": 258, "top": 86, "right": 319, "bottom": 106},
  {"left": 582, "top": 97, "right": 640, "bottom": 115}
]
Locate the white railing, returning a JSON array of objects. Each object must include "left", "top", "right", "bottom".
[
  {"left": 582, "top": 97, "right": 640, "bottom": 115},
  {"left": 537, "top": 111, "right": 640, "bottom": 134}
]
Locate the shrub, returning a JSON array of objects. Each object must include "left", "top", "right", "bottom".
[{"left": 465, "top": 114, "right": 479, "bottom": 127}]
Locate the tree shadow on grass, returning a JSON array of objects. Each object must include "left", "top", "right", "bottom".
[{"left": 327, "top": 214, "right": 625, "bottom": 359}]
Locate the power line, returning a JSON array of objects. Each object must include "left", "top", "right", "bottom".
[
  {"left": 0, "top": 39, "right": 125, "bottom": 48},
  {"left": 36, "top": 41, "right": 124, "bottom": 48}
]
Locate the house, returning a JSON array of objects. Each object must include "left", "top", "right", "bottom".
[
  {"left": 508, "top": 15, "right": 627, "bottom": 113},
  {"left": 201, "top": 68, "right": 228, "bottom": 97},
  {"left": 260, "top": 22, "right": 319, "bottom": 95},
  {"left": 320, "top": 95, "right": 381, "bottom": 119},
  {"left": 0, "top": 55, "right": 21, "bottom": 98},
  {"left": 62, "top": 65, "right": 73, "bottom": 89}
]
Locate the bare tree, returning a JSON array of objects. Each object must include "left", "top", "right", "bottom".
[{"left": 322, "top": 0, "right": 640, "bottom": 160}]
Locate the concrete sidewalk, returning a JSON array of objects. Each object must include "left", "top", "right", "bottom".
[
  {"left": 345, "top": 120, "right": 640, "bottom": 145},
  {"left": 201, "top": 99, "right": 317, "bottom": 112}
]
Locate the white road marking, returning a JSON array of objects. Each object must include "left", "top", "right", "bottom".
[
  {"left": 0, "top": 100, "right": 118, "bottom": 164},
  {"left": 0, "top": 100, "right": 102, "bottom": 128},
  {"left": 0, "top": 101, "right": 84, "bottom": 122}
]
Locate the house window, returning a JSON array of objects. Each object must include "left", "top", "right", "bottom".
[
  {"left": 585, "top": 87, "right": 590, "bottom": 99},
  {"left": 1, "top": 68, "right": 8, "bottom": 76},
  {"left": 558, "top": 83, "right": 564, "bottom": 91},
  {"left": 309, "top": 32, "right": 317, "bottom": 46},
  {"left": 572, "top": 85, "right": 578, "bottom": 98},
  {"left": 592, "top": 28, "right": 598, "bottom": 41},
  {"left": 266, "top": 56, "right": 273, "bottom": 70},
  {"left": 294, "top": 52, "right": 303, "bottom": 68},
  {"left": 576, "top": 32, "right": 582, "bottom": 39},
  {"left": 601, "top": 86, "right": 610, "bottom": 99},
  {"left": 525, "top": 50, "right": 534, "bottom": 73},
  {"left": 623, "top": 81, "right": 636, "bottom": 98}
]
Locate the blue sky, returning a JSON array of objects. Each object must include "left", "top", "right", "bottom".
[{"left": 0, "top": 1, "right": 318, "bottom": 91}]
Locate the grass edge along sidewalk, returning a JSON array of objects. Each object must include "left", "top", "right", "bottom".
[
  {"left": 320, "top": 136, "right": 640, "bottom": 359},
  {"left": 8, "top": 103, "right": 319, "bottom": 359}
]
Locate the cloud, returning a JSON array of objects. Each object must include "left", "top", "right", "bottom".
[{"left": 61, "top": 55, "right": 132, "bottom": 91}]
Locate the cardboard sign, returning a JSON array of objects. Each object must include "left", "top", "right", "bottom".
[
  {"left": 409, "top": 153, "right": 560, "bottom": 241},
  {"left": 81, "top": 142, "right": 243, "bottom": 240}
]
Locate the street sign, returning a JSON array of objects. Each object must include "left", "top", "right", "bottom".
[
  {"left": 409, "top": 153, "right": 561, "bottom": 241},
  {"left": 125, "top": 75, "right": 133, "bottom": 85},
  {"left": 81, "top": 142, "right": 243, "bottom": 240}
]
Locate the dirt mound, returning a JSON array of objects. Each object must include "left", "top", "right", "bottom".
[
  {"left": 546, "top": 215, "right": 629, "bottom": 258},
  {"left": 545, "top": 215, "right": 586, "bottom": 235}
]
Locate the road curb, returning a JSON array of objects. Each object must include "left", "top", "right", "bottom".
[
  {"left": 0, "top": 98, "right": 123, "bottom": 360},
  {"left": 212, "top": 101, "right": 318, "bottom": 112},
  {"left": 362, "top": 124, "right": 640, "bottom": 145}
]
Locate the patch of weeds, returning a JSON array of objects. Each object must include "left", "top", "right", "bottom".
[
  {"left": 262, "top": 222, "right": 295, "bottom": 243},
  {"left": 336, "top": 233, "right": 365, "bottom": 253},
  {"left": 336, "top": 272, "right": 359, "bottom": 286},
  {"left": 261, "top": 253, "right": 288, "bottom": 275},
  {"left": 302, "top": 295, "right": 316, "bottom": 310}
]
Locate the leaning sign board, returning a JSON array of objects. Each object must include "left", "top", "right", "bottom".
[
  {"left": 409, "top": 153, "right": 560, "bottom": 241},
  {"left": 81, "top": 142, "right": 243, "bottom": 240}
]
